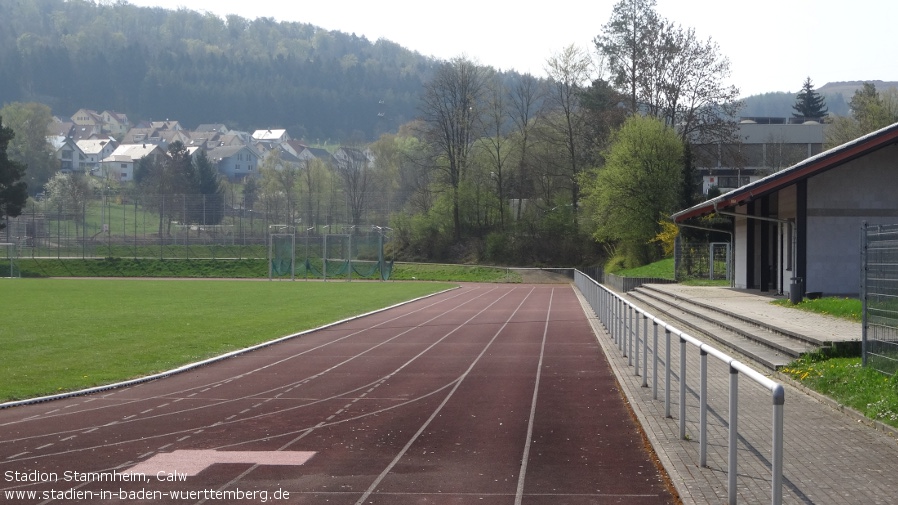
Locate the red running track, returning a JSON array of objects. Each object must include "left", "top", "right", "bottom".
[{"left": 0, "top": 284, "right": 677, "bottom": 504}]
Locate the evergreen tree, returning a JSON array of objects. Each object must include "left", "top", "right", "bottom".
[
  {"left": 792, "top": 77, "right": 828, "bottom": 121},
  {"left": 0, "top": 117, "right": 29, "bottom": 231},
  {"left": 188, "top": 151, "right": 225, "bottom": 225}
]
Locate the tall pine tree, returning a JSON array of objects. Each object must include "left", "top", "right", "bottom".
[{"left": 792, "top": 77, "right": 828, "bottom": 121}]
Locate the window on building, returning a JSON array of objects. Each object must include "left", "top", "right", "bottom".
[{"left": 716, "top": 176, "right": 751, "bottom": 188}]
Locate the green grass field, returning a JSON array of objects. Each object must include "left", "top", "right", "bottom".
[{"left": 0, "top": 279, "right": 453, "bottom": 402}]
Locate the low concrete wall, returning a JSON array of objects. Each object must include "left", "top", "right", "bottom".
[{"left": 604, "top": 272, "right": 676, "bottom": 292}]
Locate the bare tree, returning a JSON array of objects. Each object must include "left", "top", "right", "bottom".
[
  {"left": 258, "top": 149, "right": 300, "bottom": 226},
  {"left": 479, "top": 74, "right": 513, "bottom": 230},
  {"left": 44, "top": 172, "right": 96, "bottom": 239},
  {"left": 419, "top": 56, "right": 489, "bottom": 241},
  {"left": 650, "top": 24, "right": 742, "bottom": 145},
  {"left": 594, "top": 0, "right": 661, "bottom": 114},
  {"left": 334, "top": 145, "right": 374, "bottom": 229},
  {"left": 596, "top": 0, "right": 741, "bottom": 145},
  {"left": 508, "top": 73, "right": 544, "bottom": 218},
  {"left": 541, "top": 44, "right": 595, "bottom": 221},
  {"left": 134, "top": 142, "right": 190, "bottom": 237}
]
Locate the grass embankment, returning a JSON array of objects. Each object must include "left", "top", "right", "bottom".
[
  {"left": 0, "top": 279, "right": 452, "bottom": 402},
  {"left": 8, "top": 258, "right": 521, "bottom": 283},
  {"left": 611, "top": 258, "right": 675, "bottom": 279},
  {"left": 612, "top": 257, "right": 727, "bottom": 286},
  {"left": 772, "top": 297, "right": 898, "bottom": 427}
]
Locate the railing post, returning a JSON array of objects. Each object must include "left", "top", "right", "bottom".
[
  {"left": 679, "top": 336, "right": 687, "bottom": 440},
  {"left": 665, "top": 327, "right": 672, "bottom": 418},
  {"left": 772, "top": 385, "right": 785, "bottom": 505},
  {"left": 625, "top": 304, "right": 631, "bottom": 361},
  {"left": 641, "top": 314, "right": 648, "bottom": 385},
  {"left": 729, "top": 365, "right": 739, "bottom": 505},
  {"left": 653, "top": 321, "right": 659, "bottom": 399},
  {"left": 617, "top": 298, "right": 624, "bottom": 351},
  {"left": 700, "top": 349, "right": 708, "bottom": 467}
]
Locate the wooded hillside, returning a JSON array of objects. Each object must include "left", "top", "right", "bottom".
[{"left": 0, "top": 0, "right": 441, "bottom": 140}]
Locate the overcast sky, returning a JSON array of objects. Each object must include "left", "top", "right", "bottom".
[{"left": 127, "top": 0, "right": 898, "bottom": 98}]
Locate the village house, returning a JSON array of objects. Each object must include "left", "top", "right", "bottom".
[
  {"left": 48, "top": 135, "right": 84, "bottom": 173},
  {"left": 76, "top": 138, "right": 119, "bottom": 175},
  {"left": 207, "top": 145, "right": 261, "bottom": 181},
  {"left": 100, "top": 144, "right": 166, "bottom": 183}
]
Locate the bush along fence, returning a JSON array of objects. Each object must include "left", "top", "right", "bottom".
[{"left": 575, "top": 270, "right": 785, "bottom": 505}]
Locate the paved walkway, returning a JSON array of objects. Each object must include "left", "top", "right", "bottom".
[{"left": 575, "top": 284, "right": 898, "bottom": 505}]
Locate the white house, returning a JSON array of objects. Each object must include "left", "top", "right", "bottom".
[
  {"left": 47, "top": 136, "right": 85, "bottom": 173},
  {"left": 100, "top": 144, "right": 165, "bottom": 183},
  {"left": 207, "top": 145, "right": 261, "bottom": 181},
  {"left": 251, "top": 129, "right": 290, "bottom": 147},
  {"left": 76, "top": 139, "right": 118, "bottom": 176}
]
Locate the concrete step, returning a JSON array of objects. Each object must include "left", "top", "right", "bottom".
[
  {"left": 623, "top": 286, "right": 817, "bottom": 370},
  {"left": 639, "top": 284, "right": 830, "bottom": 347}
]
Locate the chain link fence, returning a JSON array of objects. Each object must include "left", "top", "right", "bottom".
[
  {"left": 862, "top": 223, "right": 898, "bottom": 375},
  {"left": 674, "top": 238, "right": 732, "bottom": 282},
  {"left": 1, "top": 192, "right": 393, "bottom": 279}
]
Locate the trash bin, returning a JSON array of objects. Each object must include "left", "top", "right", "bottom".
[{"left": 789, "top": 277, "right": 803, "bottom": 304}]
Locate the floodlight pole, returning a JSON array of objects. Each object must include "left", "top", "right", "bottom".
[
  {"left": 323, "top": 232, "right": 328, "bottom": 282},
  {"left": 348, "top": 226, "right": 353, "bottom": 282},
  {"left": 305, "top": 227, "right": 314, "bottom": 281}
]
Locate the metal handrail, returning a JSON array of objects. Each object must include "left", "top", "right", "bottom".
[{"left": 574, "top": 271, "right": 784, "bottom": 505}]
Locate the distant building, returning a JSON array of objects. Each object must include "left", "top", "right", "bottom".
[
  {"left": 251, "top": 129, "right": 290, "bottom": 147},
  {"left": 48, "top": 136, "right": 84, "bottom": 173},
  {"left": 207, "top": 145, "right": 261, "bottom": 181},
  {"left": 674, "top": 121, "right": 898, "bottom": 297},
  {"left": 100, "top": 110, "right": 131, "bottom": 137},
  {"left": 76, "top": 139, "right": 118, "bottom": 176},
  {"left": 100, "top": 144, "right": 166, "bottom": 183},
  {"left": 694, "top": 117, "right": 825, "bottom": 195},
  {"left": 70, "top": 109, "right": 130, "bottom": 138}
]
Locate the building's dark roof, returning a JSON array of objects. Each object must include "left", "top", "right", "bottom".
[{"left": 673, "top": 121, "right": 898, "bottom": 222}]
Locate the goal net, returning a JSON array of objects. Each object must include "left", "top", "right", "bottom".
[
  {"left": 268, "top": 227, "right": 296, "bottom": 280},
  {"left": 0, "top": 242, "right": 19, "bottom": 278}
]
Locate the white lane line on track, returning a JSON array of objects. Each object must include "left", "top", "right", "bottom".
[
  {"left": 191, "top": 286, "right": 521, "bottom": 500},
  {"left": 354, "top": 286, "right": 537, "bottom": 505},
  {"left": 515, "top": 288, "right": 553, "bottom": 505},
  {"left": 2, "top": 286, "right": 501, "bottom": 465}
]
